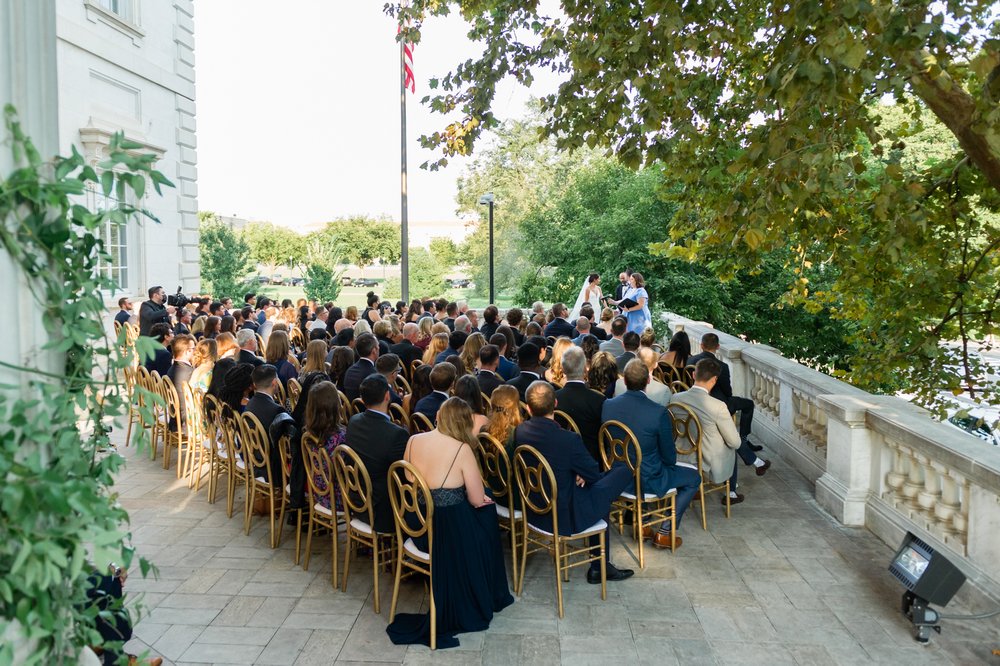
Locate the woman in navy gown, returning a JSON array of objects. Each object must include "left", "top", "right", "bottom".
[{"left": 386, "top": 397, "right": 514, "bottom": 648}]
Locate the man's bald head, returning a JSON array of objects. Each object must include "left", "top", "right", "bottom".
[
  {"left": 402, "top": 322, "right": 419, "bottom": 341},
  {"left": 525, "top": 380, "right": 556, "bottom": 418}
]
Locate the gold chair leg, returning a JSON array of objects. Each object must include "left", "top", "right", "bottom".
[
  {"left": 275, "top": 494, "right": 287, "bottom": 549},
  {"left": 268, "top": 493, "right": 277, "bottom": 549},
  {"left": 516, "top": 521, "right": 529, "bottom": 596},
  {"left": 637, "top": 501, "right": 645, "bottom": 570},
  {"left": 553, "top": 539, "right": 564, "bottom": 619},
  {"left": 372, "top": 537, "right": 381, "bottom": 615},
  {"left": 244, "top": 486, "right": 254, "bottom": 535},
  {"left": 341, "top": 536, "right": 352, "bottom": 592},
  {"left": 388, "top": 542, "right": 403, "bottom": 621},
  {"left": 294, "top": 510, "right": 303, "bottom": 566},
  {"left": 599, "top": 533, "right": 607, "bottom": 600},
  {"left": 226, "top": 469, "right": 236, "bottom": 518},
  {"left": 327, "top": 518, "right": 336, "bottom": 583},
  {"left": 700, "top": 482, "right": 707, "bottom": 531},
  {"left": 508, "top": 518, "right": 518, "bottom": 593},
  {"left": 725, "top": 482, "right": 731, "bottom": 518},
  {"left": 428, "top": 576, "right": 436, "bottom": 650}
]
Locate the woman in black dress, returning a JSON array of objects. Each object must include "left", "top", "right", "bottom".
[
  {"left": 386, "top": 398, "right": 514, "bottom": 648},
  {"left": 361, "top": 292, "right": 382, "bottom": 326}
]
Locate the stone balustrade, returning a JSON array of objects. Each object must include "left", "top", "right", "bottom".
[{"left": 662, "top": 312, "right": 1000, "bottom": 612}]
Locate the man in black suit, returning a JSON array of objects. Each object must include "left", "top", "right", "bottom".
[
  {"left": 114, "top": 296, "right": 133, "bottom": 327},
  {"left": 166, "top": 334, "right": 196, "bottom": 430},
  {"left": 514, "top": 381, "right": 634, "bottom": 584},
  {"left": 236, "top": 329, "right": 264, "bottom": 367},
  {"left": 443, "top": 302, "right": 458, "bottom": 331},
  {"left": 476, "top": 344, "right": 504, "bottom": 397},
  {"left": 489, "top": 333, "right": 520, "bottom": 381},
  {"left": 688, "top": 332, "right": 762, "bottom": 452},
  {"left": 139, "top": 285, "right": 173, "bottom": 337},
  {"left": 173, "top": 309, "right": 192, "bottom": 336},
  {"left": 506, "top": 342, "right": 547, "bottom": 401},
  {"left": 615, "top": 331, "right": 640, "bottom": 373},
  {"left": 144, "top": 323, "right": 174, "bottom": 376},
  {"left": 554, "top": 347, "right": 606, "bottom": 461},
  {"left": 480, "top": 305, "right": 500, "bottom": 340},
  {"left": 435, "top": 330, "right": 468, "bottom": 364},
  {"left": 240, "top": 306, "right": 259, "bottom": 332},
  {"left": 390, "top": 322, "right": 423, "bottom": 368},
  {"left": 613, "top": 270, "right": 631, "bottom": 301},
  {"left": 343, "top": 333, "right": 379, "bottom": 401},
  {"left": 414, "top": 362, "right": 456, "bottom": 423},
  {"left": 346, "top": 374, "right": 409, "bottom": 534},
  {"left": 244, "top": 364, "right": 286, "bottom": 482},
  {"left": 544, "top": 302, "right": 576, "bottom": 339},
  {"left": 375, "top": 353, "right": 404, "bottom": 405},
  {"left": 577, "top": 306, "right": 609, "bottom": 341}
]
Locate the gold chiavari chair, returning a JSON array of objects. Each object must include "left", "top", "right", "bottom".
[
  {"left": 599, "top": 421, "right": 678, "bottom": 565},
  {"left": 670, "top": 379, "right": 690, "bottom": 394},
  {"left": 338, "top": 389, "right": 353, "bottom": 418},
  {"left": 276, "top": 433, "right": 302, "bottom": 561},
  {"left": 219, "top": 405, "right": 248, "bottom": 518},
  {"left": 388, "top": 403, "right": 410, "bottom": 430},
  {"left": 192, "top": 393, "right": 225, "bottom": 497},
  {"left": 334, "top": 445, "right": 394, "bottom": 612},
  {"left": 474, "top": 432, "right": 521, "bottom": 590},
  {"left": 241, "top": 412, "right": 283, "bottom": 548},
  {"left": 122, "top": 365, "right": 141, "bottom": 448},
  {"left": 135, "top": 366, "right": 164, "bottom": 460},
  {"left": 158, "top": 375, "right": 188, "bottom": 474},
  {"left": 553, "top": 410, "right": 581, "bottom": 435},
  {"left": 182, "top": 384, "right": 206, "bottom": 485},
  {"left": 513, "top": 444, "right": 607, "bottom": 617},
  {"left": 409, "top": 411, "right": 434, "bottom": 435},
  {"left": 683, "top": 365, "right": 696, "bottom": 386},
  {"left": 287, "top": 377, "right": 302, "bottom": 411},
  {"left": 668, "top": 403, "right": 730, "bottom": 529},
  {"left": 302, "top": 437, "right": 346, "bottom": 581},
  {"left": 273, "top": 380, "right": 287, "bottom": 409},
  {"left": 394, "top": 373, "right": 411, "bottom": 397},
  {"left": 387, "top": 460, "right": 436, "bottom": 648},
  {"left": 255, "top": 333, "right": 267, "bottom": 358},
  {"left": 409, "top": 359, "right": 423, "bottom": 380},
  {"left": 518, "top": 401, "right": 531, "bottom": 420},
  {"left": 351, "top": 397, "right": 366, "bottom": 415},
  {"left": 480, "top": 392, "right": 492, "bottom": 410}
]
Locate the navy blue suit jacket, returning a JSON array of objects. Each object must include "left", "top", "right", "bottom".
[
  {"left": 414, "top": 391, "right": 448, "bottom": 423},
  {"left": 343, "top": 359, "right": 377, "bottom": 402},
  {"left": 688, "top": 351, "right": 731, "bottom": 400},
  {"left": 601, "top": 390, "right": 679, "bottom": 497},
  {"left": 544, "top": 318, "right": 576, "bottom": 339},
  {"left": 513, "top": 417, "right": 606, "bottom": 535}
]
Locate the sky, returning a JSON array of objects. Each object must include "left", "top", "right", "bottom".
[{"left": 194, "top": 1, "right": 563, "bottom": 231}]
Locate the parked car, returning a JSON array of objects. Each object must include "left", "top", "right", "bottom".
[
  {"left": 289, "top": 277, "right": 305, "bottom": 286},
  {"left": 340, "top": 276, "right": 354, "bottom": 286},
  {"left": 271, "top": 274, "right": 283, "bottom": 284},
  {"left": 352, "top": 278, "right": 380, "bottom": 287},
  {"left": 946, "top": 414, "right": 999, "bottom": 445},
  {"left": 450, "top": 278, "right": 471, "bottom": 288},
  {"left": 256, "top": 275, "right": 270, "bottom": 285}
]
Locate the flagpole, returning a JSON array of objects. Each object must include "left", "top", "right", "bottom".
[{"left": 399, "top": 38, "right": 410, "bottom": 304}]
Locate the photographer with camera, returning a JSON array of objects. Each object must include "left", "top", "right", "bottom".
[{"left": 138, "top": 286, "right": 175, "bottom": 336}]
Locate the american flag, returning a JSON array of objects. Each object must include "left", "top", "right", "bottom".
[{"left": 399, "top": 25, "right": 415, "bottom": 93}]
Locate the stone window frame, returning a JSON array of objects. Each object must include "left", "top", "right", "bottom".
[{"left": 83, "top": 0, "right": 145, "bottom": 43}]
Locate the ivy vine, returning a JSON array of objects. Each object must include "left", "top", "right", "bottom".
[{"left": 0, "top": 105, "right": 172, "bottom": 664}]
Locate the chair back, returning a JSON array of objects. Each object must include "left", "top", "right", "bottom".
[
  {"left": 670, "top": 379, "right": 690, "bottom": 394},
  {"left": 287, "top": 377, "right": 302, "bottom": 411},
  {"left": 409, "top": 411, "right": 434, "bottom": 435},
  {"left": 160, "top": 375, "right": 183, "bottom": 429},
  {"left": 201, "top": 393, "right": 223, "bottom": 445},
  {"left": 480, "top": 391, "right": 492, "bottom": 411},
  {"left": 387, "top": 460, "right": 433, "bottom": 552},
  {"left": 219, "top": 403, "right": 244, "bottom": 463},
  {"left": 667, "top": 403, "right": 703, "bottom": 468},
  {"left": 240, "top": 411, "right": 272, "bottom": 482},
  {"left": 276, "top": 434, "right": 293, "bottom": 490},
  {"left": 657, "top": 362, "right": 681, "bottom": 384},
  {"left": 331, "top": 444, "right": 375, "bottom": 527},
  {"left": 409, "top": 359, "right": 423, "bottom": 379},
  {"left": 289, "top": 326, "right": 305, "bottom": 349},
  {"left": 553, "top": 410, "right": 580, "bottom": 434},
  {"left": 388, "top": 402, "right": 410, "bottom": 430},
  {"left": 394, "top": 374, "right": 411, "bottom": 396},
  {"left": 598, "top": 420, "right": 643, "bottom": 500},
  {"left": 512, "top": 444, "right": 559, "bottom": 534},
  {"left": 474, "top": 432, "right": 512, "bottom": 505},
  {"left": 683, "top": 365, "right": 696, "bottom": 385},
  {"left": 518, "top": 401, "right": 531, "bottom": 420},
  {"left": 302, "top": 433, "right": 335, "bottom": 511},
  {"left": 255, "top": 333, "right": 266, "bottom": 357},
  {"left": 352, "top": 397, "right": 367, "bottom": 415},
  {"left": 273, "top": 380, "right": 287, "bottom": 408},
  {"left": 338, "top": 389, "right": 353, "bottom": 417}
]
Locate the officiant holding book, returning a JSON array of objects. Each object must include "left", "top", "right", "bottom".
[{"left": 610, "top": 272, "right": 651, "bottom": 334}]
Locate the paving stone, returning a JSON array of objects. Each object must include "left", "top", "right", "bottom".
[{"left": 256, "top": 628, "right": 313, "bottom": 665}]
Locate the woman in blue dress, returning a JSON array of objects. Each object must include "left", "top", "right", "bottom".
[{"left": 619, "top": 272, "right": 651, "bottom": 334}]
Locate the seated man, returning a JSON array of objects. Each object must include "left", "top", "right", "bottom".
[
  {"left": 687, "top": 332, "right": 762, "bottom": 452},
  {"left": 515, "top": 381, "right": 634, "bottom": 583},
  {"left": 544, "top": 302, "right": 576, "bottom": 338},
  {"left": 579, "top": 304, "right": 609, "bottom": 340},
  {"left": 114, "top": 296, "right": 133, "bottom": 327},
  {"left": 435, "top": 330, "right": 468, "bottom": 364},
  {"left": 554, "top": 346, "right": 606, "bottom": 462},
  {"left": 244, "top": 364, "right": 287, "bottom": 483},
  {"left": 346, "top": 374, "right": 409, "bottom": 534},
  {"left": 414, "top": 362, "right": 456, "bottom": 423},
  {"left": 601, "top": 359, "right": 701, "bottom": 550},
  {"left": 505, "top": 341, "right": 547, "bottom": 401},
  {"left": 670, "top": 358, "right": 770, "bottom": 505},
  {"left": 615, "top": 331, "right": 640, "bottom": 373},
  {"left": 166, "top": 333, "right": 196, "bottom": 430},
  {"left": 489, "top": 332, "right": 520, "bottom": 381},
  {"left": 390, "top": 322, "right": 423, "bottom": 368},
  {"left": 343, "top": 333, "right": 380, "bottom": 401},
  {"left": 236, "top": 328, "right": 264, "bottom": 367},
  {"left": 375, "top": 352, "right": 404, "bottom": 405},
  {"left": 476, "top": 344, "right": 504, "bottom": 397},
  {"left": 599, "top": 316, "right": 627, "bottom": 357},
  {"left": 144, "top": 323, "right": 174, "bottom": 377},
  {"left": 613, "top": 347, "right": 670, "bottom": 406}
]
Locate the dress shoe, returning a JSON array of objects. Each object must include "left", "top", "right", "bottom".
[
  {"left": 641, "top": 526, "right": 654, "bottom": 540},
  {"left": 748, "top": 441, "right": 763, "bottom": 452},
  {"left": 755, "top": 459, "right": 772, "bottom": 476},
  {"left": 724, "top": 492, "right": 745, "bottom": 505},
  {"left": 652, "top": 531, "right": 682, "bottom": 551},
  {"left": 587, "top": 562, "right": 634, "bottom": 584}
]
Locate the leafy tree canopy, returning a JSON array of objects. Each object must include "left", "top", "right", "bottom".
[
  {"left": 393, "top": 0, "right": 1000, "bottom": 411},
  {"left": 241, "top": 221, "right": 306, "bottom": 273},
  {"left": 385, "top": 246, "right": 446, "bottom": 300},
  {"left": 198, "top": 211, "right": 253, "bottom": 300},
  {"left": 317, "top": 217, "right": 401, "bottom": 272},
  {"left": 429, "top": 236, "right": 460, "bottom": 269}
]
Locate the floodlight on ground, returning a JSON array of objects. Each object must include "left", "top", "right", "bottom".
[{"left": 888, "top": 532, "right": 970, "bottom": 642}]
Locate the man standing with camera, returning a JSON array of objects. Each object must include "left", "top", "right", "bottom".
[{"left": 139, "top": 286, "right": 175, "bottom": 336}]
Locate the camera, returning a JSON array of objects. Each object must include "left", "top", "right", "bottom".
[{"left": 166, "top": 285, "right": 191, "bottom": 309}]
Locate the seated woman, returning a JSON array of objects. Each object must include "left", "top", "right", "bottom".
[
  {"left": 189, "top": 338, "right": 217, "bottom": 393},
  {"left": 386, "top": 398, "right": 514, "bottom": 648},
  {"left": 300, "top": 339, "right": 329, "bottom": 378},
  {"left": 544, "top": 337, "right": 573, "bottom": 387},
  {"left": 453, "top": 374, "right": 490, "bottom": 434},
  {"left": 404, "top": 364, "right": 433, "bottom": 416},
  {"left": 264, "top": 330, "right": 299, "bottom": 387},
  {"left": 301, "top": 380, "right": 346, "bottom": 512},
  {"left": 587, "top": 351, "right": 619, "bottom": 399},
  {"left": 660, "top": 330, "right": 691, "bottom": 369},
  {"left": 327, "top": 346, "right": 355, "bottom": 392},
  {"left": 485, "top": 385, "right": 522, "bottom": 511}
]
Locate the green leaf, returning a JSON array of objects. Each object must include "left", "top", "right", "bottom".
[{"left": 100, "top": 170, "right": 114, "bottom": 196}]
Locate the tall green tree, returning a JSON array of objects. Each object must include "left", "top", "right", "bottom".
[
  {"left": 429, "top": 236, "right": 459, "bottom": 269},
  {"left": 385, "top": 247, "right": 446, "bottom": 301},
  {"left": 241, "top": 221, "right": 305, "bottom": 276},
  {"left": 301, "top": 236, "right": 344, "bottom": 304},
  {"left": 393, "top": 1, "right": 1000, "bottom": 410},
  {"left": 199, "top": 211, "right": 253, "bottom": 300},
  {"left": 318, "top": 217, "right": 401, "bottom": 276}
]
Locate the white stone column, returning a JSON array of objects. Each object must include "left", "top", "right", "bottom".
[
  {"left": 815, "top": 394, "right": 872, "bottom": 525},
  {"left": 0, "top": 0, "right": 61, "bottom": 389}
]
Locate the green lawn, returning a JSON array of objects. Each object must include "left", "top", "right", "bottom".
[{"left": 258, "top": 284, "right": 517, "bottom": 309}]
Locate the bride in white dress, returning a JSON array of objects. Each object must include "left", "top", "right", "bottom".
[{"left": 569, "top": 273, "right": 603, "bottom": 321}]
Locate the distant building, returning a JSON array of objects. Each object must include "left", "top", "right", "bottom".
[{"left": 57, "top": 0, "right": 199, "bottom": 300}]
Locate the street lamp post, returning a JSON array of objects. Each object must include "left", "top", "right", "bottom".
[{"left": 479, "top": 193, "right": 495, "bottom": 304}]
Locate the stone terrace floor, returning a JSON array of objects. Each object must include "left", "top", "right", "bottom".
[{"left": 109, "top": 434, "right": 999, "bottom": 665}]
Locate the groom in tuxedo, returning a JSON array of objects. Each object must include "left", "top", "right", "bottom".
[{"left": 614, "top": 270, "right": 632, "bottom": 301}]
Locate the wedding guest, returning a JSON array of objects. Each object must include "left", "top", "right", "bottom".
[
  {"left": 506, "top": 341, "right": 546, "bottom": 401},
  {"left": 476, "top": 345, "right": 504, "bottom": 397},
  {"left": 505, "top": 308, "right": 525, "bottom": 346},
  {"left": 302, "top": 380, "right": 346, "bottom": 512},
  {"left": 263, "top": 330, "right": 298, "bottom": 388},
  {"left": 345, "top": 305, "right": 359, "bottom": 323},
  {"left": 216, "top": 362, "right": 254, "bottom": 413},
  {"left": 114, "top": 296, "right": 133, "bottom": 327},
  {"left": 236, "top": 329, "right": 264, "bottom": 367},
  {"left": 376, "top": 353, "right": 404, "bottom": 406},
  {"left": 588, "top": 351, "right": 619, "bottom": 398},
  {"left": 219, "top": 315, "right": 236, "bottom": 336},
  {"left": 144, "top": 323, "right": 173, "bottom": 377},
  {"left": 202, "top": 315, "right": 221, "bottom": 340},
  {"left": 215, "top": 332, "right": 239, "bottom": 360},
  {"left": 660, "top": 330, "right": 691, "bottom": 369},
  {"left": 554, "top": 347, "right": 606, "bottom": 461},
  {"left": 391, "top": 322, "right": 423, "bottom": 368},
  {"left": 545, "top": 337, "right": 574, "bottom": 387},
  {"left": 327, "top": 346, "right": 355, "bottom": 392},
  {"left": 544, "top": 303, "right": 575, "bottom": 338},
  {"left": 415, "top": 317, "right": 434, "bottom": 350},
  {"left": 616, "top": 332, "right": 640, "bottom": 373},
  {"left": 480, "top": 305, "right": 500, "bottom": 339},
  {"left": 613, "top": 348, "right": 670, "bottom": 407},
  {"left": 300, "top": 339, "right": 329, "bottom": 377},
  {"left": 454, "top": 374, "right": 490, "bottom": 434},
  {"left": 459, "top": 332, "right": 486, "bottom": 374},
  {"left": 343, "top": 333, "right": 379, "bottom": 401},
  {"left": 597, "top": 307, "right": 615, "bottom": 335},
  {"left": 189, "top": 338, "right": 218, "bottom": 393},
  {"left": 414, "top": 362, "right": 456, "bottom": 423},
  {"left": 579, "top": 335, "right": 600, "bottom": 368},
  {"left": 404, "top": 364, "right": 433, "bottom": 416}
]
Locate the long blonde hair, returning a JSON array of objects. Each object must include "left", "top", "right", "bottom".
[
  {"left": 418, "top": 317, "right": 433, "bottom": 341},
  {"left": 487, "top": 385, "right": 522, "bottom": 444},
  {"left": 436, "top": 396, "right": 477, "bottom": 447},
  {"left": 459, "top": 332, "right": 486, "bottom": 373},
  {"left": 422, "top": 332, "right": 449, "bottom": 365},
  {"left": 265, "top": 330, "right": 290, "bottom": 365},
  {"left": 547, "top": 337, "right": 573, "bottom": 387},
  {"left": 301, "top": 339, "right": 328, "bottom": 375},
  {"left": 192, "top": 338, "right": 217, "bottom": 368},
  {"left": 215, "top": 332, "right": 238, "bottom": 359}
]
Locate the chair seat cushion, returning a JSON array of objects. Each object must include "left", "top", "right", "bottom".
[
  {"left": 404, "top": 537, "right": 429, "bottom": 560},
  {"left": 530, "top": 518, "right": 607, "bottom": 538},
  {"left": 349, "top": 518, "right": 373, "bottom": 535},
  {"left": 495, "top": 504, "right": 522, "bottom": 520},
  {"left": 621, "top": 488, "right": 676, "bottom": 501},
  {"left": 675, "top": 462, "right": 697, "bottom": 470}
]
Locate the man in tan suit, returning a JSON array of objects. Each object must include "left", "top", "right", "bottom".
[
  {"left": 612, "top": 348, "right": 670, "bottom": 406},
  {"left": 669, "top": 357, "right": 770, "bottom": 504}
]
